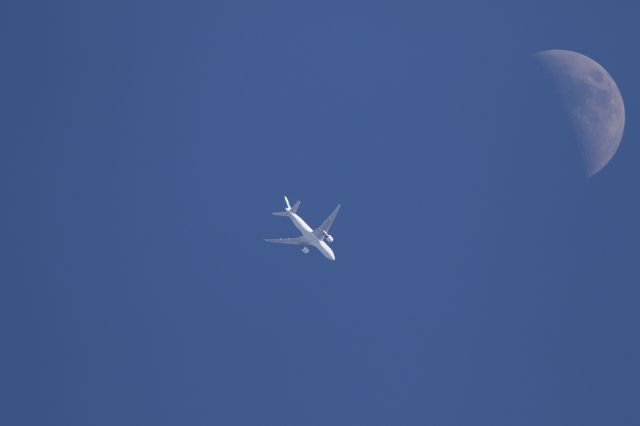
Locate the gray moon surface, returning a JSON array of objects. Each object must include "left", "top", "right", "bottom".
[{"left": 535, "top": 49, "right": 625, "bottom": 177}]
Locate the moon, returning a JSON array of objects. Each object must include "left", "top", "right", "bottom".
[{"left": 535, "top": 49, "right": 625, "bottom": 177}]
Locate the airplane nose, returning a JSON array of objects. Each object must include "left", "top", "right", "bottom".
[{"left": 322, "top": 243, "right": 336, "bottom": 261}]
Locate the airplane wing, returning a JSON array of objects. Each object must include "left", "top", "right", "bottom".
[
  {"left": 314, "top": 204, "right": 341, "bottom": 237},
  {"left": 264, "top": 237, "right": 306, "bottom": 245}
]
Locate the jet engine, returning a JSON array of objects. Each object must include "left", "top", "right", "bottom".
[
  {"left": 301, "top": 247, "right": 310, "bottom": 254},
  {"left": 323, "top": 230, "right": 334, "bottom": 243}
]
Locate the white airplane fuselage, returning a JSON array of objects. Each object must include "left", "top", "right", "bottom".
[{"left": 288, "top": 212, "right": 335, "bottom": 260}]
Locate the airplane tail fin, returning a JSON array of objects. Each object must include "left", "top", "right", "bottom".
[{"left": 272, "top": 195, "right": 300, "bottom": 216}]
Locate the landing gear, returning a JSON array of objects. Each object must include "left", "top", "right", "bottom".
[{"left": 301, "top": 247, "right": 310, "bottom": 254}]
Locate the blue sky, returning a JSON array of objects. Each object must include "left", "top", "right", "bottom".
[{"left": 1, "top": 1, "right": 639, "bottom": 425}]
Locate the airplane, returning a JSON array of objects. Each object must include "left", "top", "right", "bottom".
[{"left": 265, "top": 196, "right": 341, "bottom": 261}]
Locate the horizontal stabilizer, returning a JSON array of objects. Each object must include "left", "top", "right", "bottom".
[{"left": 273, "top": 196, "right": 300, "bottom": 216}]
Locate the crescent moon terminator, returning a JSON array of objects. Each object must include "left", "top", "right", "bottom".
[{"left": 535, "top": 49, "right": 625, "bottom": 177}]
